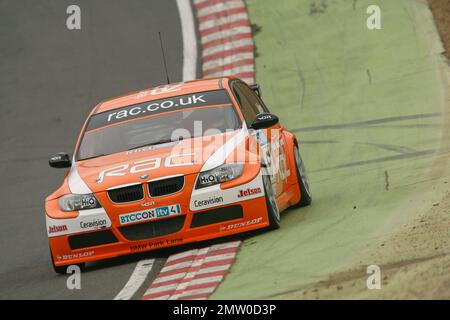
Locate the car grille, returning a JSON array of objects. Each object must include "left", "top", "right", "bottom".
[
  {"left": 148, "top": 176, "right": 184, "bottom": 197},
  {"left": 190, "top": 205, "right": 243, "bottom": 228},
  {"left": 108, "top": 184, "right": 144, "bottom": 203},
  {"left": 68, "top": 230, "right": 118, "bottom": 250},
  {"left": 119, "top": 215, "right": 186, "bottom": 241}
]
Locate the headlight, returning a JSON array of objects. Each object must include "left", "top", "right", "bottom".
[
  {"left": 196, "top": 163, "right": 244, "bottom": 189},
  {"left": 58, "top": 194, "right": 101, "bottom": 212}
]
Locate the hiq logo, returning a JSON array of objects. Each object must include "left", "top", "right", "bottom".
[{"left": 200, "top": 174, "right": 216, "bottom": 184}]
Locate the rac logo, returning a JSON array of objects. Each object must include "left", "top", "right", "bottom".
[{"left": 97, "top": 153, "right": 195, "bottom": 183}]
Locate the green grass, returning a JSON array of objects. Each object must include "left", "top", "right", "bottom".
[{"left": 212, "top": 0, "right": 448, "bottom": 299}]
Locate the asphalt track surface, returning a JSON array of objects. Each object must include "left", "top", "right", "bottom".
[
  {"left": 0, "top": 0, "right": 185, "bottom": 299},
  {"left": 212, "top": 0, "right": 450, "bottom": 299}
]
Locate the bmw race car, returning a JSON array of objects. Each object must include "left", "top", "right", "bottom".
[{"left": 46, "top": 77, "right": 311, "bottom": 273}]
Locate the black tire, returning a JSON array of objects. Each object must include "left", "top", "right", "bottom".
[
  {"left": 52, "top": 260, "right": 69, "bottom": 274},
  {"left": 293, "top": 145, "right": 312, "bottom": 207},
  {"left": 262, "top": 172, "right": 281, "bottom": 229},
  {"left": 50, "top": 248, "right": 85, "bottom": 274}
]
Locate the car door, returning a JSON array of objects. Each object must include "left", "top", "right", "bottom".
[{"left": 231, "top": 81, "right": 289, "bottom": 197}]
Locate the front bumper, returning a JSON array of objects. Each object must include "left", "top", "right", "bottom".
[{"left": 47, "top": 172, "right": 269, "bottom": 267}]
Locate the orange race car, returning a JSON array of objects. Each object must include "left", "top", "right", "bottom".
[{"left": 45, "top": 77, "right": 311, "bottom": 273}]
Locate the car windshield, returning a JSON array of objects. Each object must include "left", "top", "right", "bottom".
[{"left": 76, "top": 91, "right": 241, "bottom": 160}]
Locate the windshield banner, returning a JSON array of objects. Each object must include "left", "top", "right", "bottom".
[{"left": 86, "top": 90, "right": 231, "bottom": 131}]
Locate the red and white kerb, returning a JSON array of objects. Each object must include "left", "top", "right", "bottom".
[
  {"left": 141, "top": 241, "right": 241, "bottom": 300},
  {"left": 193, "top": 0, "right": 256, "bottom": 84}
]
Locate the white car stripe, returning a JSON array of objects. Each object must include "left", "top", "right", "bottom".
[
  {"left": 201, "top": 126, "right": 248, "bottom": 172},
  {"left": 68, "top": 161, "right": 92, "bottom": 194}
]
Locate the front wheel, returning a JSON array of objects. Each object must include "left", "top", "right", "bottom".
[
  {"left": 262, "top": 172, "right": 280, "bottom": 229},
  {"left": 293, "top": 145, "right": 312, "bottom": 207}
]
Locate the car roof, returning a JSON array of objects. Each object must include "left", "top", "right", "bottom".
[{"left": 94, "top": 77, "right": 236, "bottom": 114}]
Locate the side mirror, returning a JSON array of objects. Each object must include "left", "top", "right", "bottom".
[
  {"left": 49, "top": 152, "right": 72, "bottom": 168},
  {"left": 251, "top": 113, "right": 279, "bottom": 130},
  {"left": 249, "top": 84, "right": 261, "bottom": 97}
]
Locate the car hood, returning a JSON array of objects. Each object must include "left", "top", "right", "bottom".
[{"left": 68, "top": 129, "right": 249, "bottom": 193}]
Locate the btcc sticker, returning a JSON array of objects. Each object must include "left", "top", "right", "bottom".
[
  {"left": 86, "top": 89, "right": 231, "bottom": 131},
  {"left": 189, "top": 172, "right": 265, "bottom": 211},
  {"left": 119, "top": 204, "right": 181, "bottom": 225},
  {"left": 46, "top": 208, "right": 112, "bottom": 237}
]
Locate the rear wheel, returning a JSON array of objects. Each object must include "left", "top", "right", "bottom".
[
  {"left": 293, "top": 145, "right": 312, "bottom": 207},
  {"left": 262, "top": 172, "right": 280, "bottom": 229}
]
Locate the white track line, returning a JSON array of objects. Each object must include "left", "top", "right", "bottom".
[
  {"left": 176, "top": 0, "right": 197, "bottom": 81},
  {"left": 153, "top": 272, "right": 186, "bottom": 284},
  {"left": 114, "top": 259, "right": 155, "bottom": 300}
]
